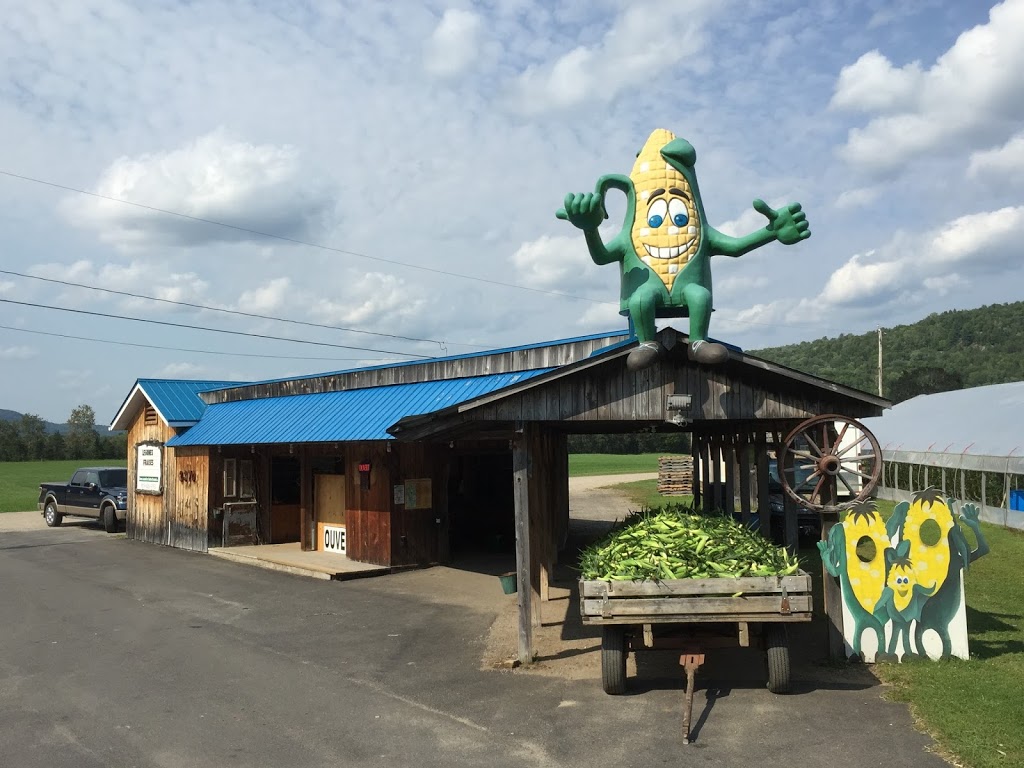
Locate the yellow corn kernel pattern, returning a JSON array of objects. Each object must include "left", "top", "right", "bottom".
[
  {"left": 902, "top": 498, "right": 954, "bottom": 593},
  {"left": 629, "top": 128, "right": 702, "bottom": 291},
  {"left": 843, "top": 511, "right": 891, "bottom": 613}
]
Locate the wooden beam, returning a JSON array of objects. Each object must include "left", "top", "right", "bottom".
[
  {"left": 723, "top": 434, "right": 736, "bottom": 516},
  {"left": 513, "top": 421, "right": 534, "bottom": 663},
  {"left": 738, "top": 433, "right": 751, "bottom": 526},
  {"left": 821, "top": 422, "right": 845, "bottom": 659},
  {"left": 755, "top": 432, "right": 770, "bottom": 539},
  {"left": 691, "top": 433, "right": 702, "bottom": 508}
]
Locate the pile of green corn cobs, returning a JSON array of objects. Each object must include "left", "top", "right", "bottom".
[{"left": 579, "top": 504, "right": 800, "bottom": 581}]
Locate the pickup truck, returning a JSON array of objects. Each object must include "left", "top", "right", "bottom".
[{"left": 38, "top": 467, "right": 128, "bottom": 533}]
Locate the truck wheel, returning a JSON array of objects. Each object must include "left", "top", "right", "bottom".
[
  {"left": 601, "top": 626, "right": 627, "bottom": 695},
  {"left": 102, "top": 504, "right": 118, "bottom": 533},
  {"left": 765, "top": 624, "right": 791, "bottom": 694},
  {"left": 44, "top": 500, "right": 63, "bottom": 528}
]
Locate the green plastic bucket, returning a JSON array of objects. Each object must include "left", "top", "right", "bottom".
[{"left": 498, "top": 572, "right": 517, "bottom": 595}]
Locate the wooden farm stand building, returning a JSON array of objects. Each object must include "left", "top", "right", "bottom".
[{"left": 111, "top": 327, "right": 887, "bottom": 660}]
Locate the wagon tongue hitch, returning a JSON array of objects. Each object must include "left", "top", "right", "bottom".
[{"left": 679, "top": 648, "right": 706, "bottom": 745}]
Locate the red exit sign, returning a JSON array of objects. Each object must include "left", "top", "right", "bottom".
[{"left": 358, "top": 462, "right": 371, "bottom": 473}]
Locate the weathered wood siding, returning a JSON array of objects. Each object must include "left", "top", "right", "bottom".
[
  {"left": 204, "top": 334, "right": 630, "bottom": 404},
  {"left": 126, "top": 408, "right": 175, "bottom": 546},
  {"left": 458, "top": 352, "right": 881, "bottom": 427},
  {"left": 389, "top": 442, "right": 445, "bottom": 567},
  {"left": 170, "top": 446, "right": 210, "bottom": 552},
  {"left": 345, "top": 441, "right": 392, "bottom": 565},
  {"left": 125, "top": 404, "right": 210, "bottom": 551}
]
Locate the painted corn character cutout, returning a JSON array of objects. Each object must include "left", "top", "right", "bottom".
[
  {"left": 821, "top": 487, "right": 990, "bottom": 662},
  {"left": 818, "top": 500, "right": 889, "bottom": 659},
  {"left": 557, "top": 128, "right": 810, "bottom": 370}
]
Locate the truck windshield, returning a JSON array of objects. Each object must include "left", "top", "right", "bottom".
[{"left": 98, "top": 469, "right": 128, "bottom": 488}]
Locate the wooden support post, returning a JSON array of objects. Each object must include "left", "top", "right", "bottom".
[
  {"left": 300, "top": 446, "right": 313, "bottom": 551},
  {"left": 821, "top": 423, "right": 845, "bottom": 659},
  {"left": 755, "top": 433, "right": 770, "bottom": 539},
  {"left": 723, "top": 435, "right": 736, "bottom": 516},
  {"left": 691, "top": 433, "right": 702, "bottom": 508},
  {"left": 708, "top": 437, "right": 721, "bottom": 512},
  {"left": 701, "top": 436, "right": 712, "bottom": 513},
  {"left": 513, "top": 421, "right": 535, "bottom": 663},
  {"left": 738, "top": 433, "right": 752, "bottom": 526}
]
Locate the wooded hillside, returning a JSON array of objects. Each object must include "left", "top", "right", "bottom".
[{"left": 752, "top": 301, "right": 1024, "bottom": 401}]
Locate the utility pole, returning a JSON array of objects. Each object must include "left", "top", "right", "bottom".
[{"left": 877, "top": 327, "right": 883, "bottom": 397}]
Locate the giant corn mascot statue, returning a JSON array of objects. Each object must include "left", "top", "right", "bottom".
[{"left": 558, "top": 129, "right": 810, "bottom": 371}]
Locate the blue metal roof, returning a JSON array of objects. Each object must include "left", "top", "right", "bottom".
[
  {"left": 199, "top": 328, "right": 629, "bottom": 393},
  {"left": 140, "top": 379, "right": 244, "bottom": 425},
  {"left": 166, "top": 370, "right": 552, "bottom": 446}
]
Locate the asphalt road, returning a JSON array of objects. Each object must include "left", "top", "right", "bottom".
[{"left": 0, "top": 521, "right": 949, "bottom": 767}]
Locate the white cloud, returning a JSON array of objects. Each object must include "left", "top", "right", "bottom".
[
  {"left": 820, "top": 252, "right": 907, "bottom": 306},
  {"left": 424, "top": 9, "right": 481, "bottom": 77},
  {"left": 834, "top": 186, "right": 881, "bottom": 210},
  {"left": 968, "top": 132, "right": 1024, "bottom": 183},
  {"left": 509, "top": 233, "right": 610, "bottom": 292},
  {"left": 834, "top": 0, "right": 1024, "bottom": 174},
  {"left": 512, "top": 2, "right": 715, "bottom": 111},
  {"left": 577, "top": 301, "right": 625, "bottom": 332},
  {"left": 0, "top": 345, "right": 37, "bottom": 360},
  {"left": 30, "top": 259, "right": 210, "bottom": 312},
  {"left": 61, "top": 129, "right": 334, "bottom": 249},
  {"left": 157, "top": 362, "right": 208, "bottom": 378},
  {"left": 235, "top": 277, "right": 290, "bottom": 314},
  {"left": 715, "top": 206, "right": 771, "bottom": 238},
  {"left": 311, "top": 272, "right": 426, "bottom": 328},
  {"left": 830, "top": 51, "right": 924, "bottom": 114},
  {"left": 0, "top": 280, "right": 14, "bottom": 295},
  {"left": 821, "top": 206, "right": 1024, "bottom": 307}
]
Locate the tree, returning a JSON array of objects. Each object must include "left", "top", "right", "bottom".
[
  {"left": 18, "top": 414, "right": 47, "bottom": 460},
  {"left": 887, "top": 367, "right": 965, "bottom": 404},
  {"left": 65, "top": 404, "right": 99, "bottom": 460},
  {"left": 45, "top": 431, "right": 66, "bottom": 460},
  {"left": 0, "top": 421, "right": 23, "bottom": 461}
]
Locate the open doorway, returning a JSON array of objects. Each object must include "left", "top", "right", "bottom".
[{"left": 270, "top": 456, "right": 301, "bottom": 543}]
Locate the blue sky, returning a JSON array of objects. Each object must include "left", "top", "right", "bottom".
[{"left": 1, "top": 0, "right": 1022, "bottom": 424}]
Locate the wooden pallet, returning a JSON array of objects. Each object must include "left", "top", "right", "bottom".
[{"left": 657, "top": 455, "right": 694, "bottom": 496}]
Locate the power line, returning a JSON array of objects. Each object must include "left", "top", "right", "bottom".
[
  {"left": 0, "top": 168, "right": 614, "bottom": 306},
  {"left": 0, "top": 323, "right": 380, "bottom": 362},
  {"left": 0, "top": 298, "right": 432, "bottom": 358},
  {"left": 0, "top": 268, "right": 486, "bottom": 350}
]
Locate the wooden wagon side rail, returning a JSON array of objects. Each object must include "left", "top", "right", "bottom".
[{"left": 579, "top": 572, "right": 813, "bottom": 624}]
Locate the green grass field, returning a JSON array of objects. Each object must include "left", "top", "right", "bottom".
[
  {"left": 0, "top": 459, "right": 127, "bottom": 513},
  {"left": 568, "top": 453, "right": 663, "bottom": 477}
]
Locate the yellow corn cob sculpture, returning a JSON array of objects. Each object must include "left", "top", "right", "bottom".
[
  {"left": 843, "top": 501, "right": 891, "bottom": 613},
  {"left": 901, "top": 488, "right": 954, "bottom": 594},
  {"left": 628, "top": 128, "right": 702, "bottom": 291}
]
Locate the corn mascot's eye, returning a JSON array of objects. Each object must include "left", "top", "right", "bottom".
[
  {"left": 669, "top": 198, "right": 689, "bottom": 227},
  {"left": 647, "top": 199, "right": 668, "bottom": 228}
]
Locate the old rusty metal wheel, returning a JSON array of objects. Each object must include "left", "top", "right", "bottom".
[{"left": 778, "top": 414, "right": 882, "bottom": 513}]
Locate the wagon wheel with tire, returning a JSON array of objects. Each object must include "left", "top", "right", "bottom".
[
  {"left": 601, "top": 626, "right": 627, "bottom": 695},
  {"left": 43, "top": 499, "right": 63, "bottom": 527},
  {"left": 765, "top": 624, "right": 791, "bottom": 694},
  {"left": 778, "top": 414, "right": 882, "bottom": 514}
]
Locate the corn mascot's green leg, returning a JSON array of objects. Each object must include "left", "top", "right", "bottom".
[{"left": 557, "top": 128, "right": 810, "bottom": 371}]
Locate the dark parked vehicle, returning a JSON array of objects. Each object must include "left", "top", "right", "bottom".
[{"left": 38, "top": 467, "right": 128, "bottom": 533}]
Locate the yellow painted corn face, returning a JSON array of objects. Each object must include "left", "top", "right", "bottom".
[
  {"left": 629, "top": 128, "right": 701, "bottom": 291},
  {"left": 886, "top": 561, "right": 919, "bottom": 613},
  {"left": 902, "top": 492, "right": 954, "bottom": 593},
  {"left": 843, "top": 506, "right": 891, "bottom": 613}
]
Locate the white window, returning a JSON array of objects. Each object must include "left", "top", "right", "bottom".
[
  {"left": 239, "top": 460, "right": 254, "bottom": 499},
  {"left": 223, "top": 458, "right": 237, "bottom": 498}
]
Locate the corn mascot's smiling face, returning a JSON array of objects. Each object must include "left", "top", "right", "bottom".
[{"left": 629, "top": 128, "right": 701, "bottom": 291}]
